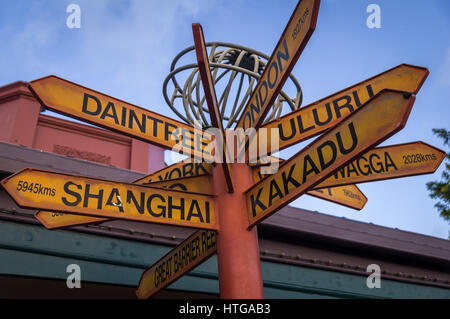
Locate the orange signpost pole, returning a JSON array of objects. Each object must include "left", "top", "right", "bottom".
[
  {"left": 212, "top": 162, "right": 264, "bottom": 298},
  {"left": 193, "top": 21, "right": 264, "bottom": 298}
]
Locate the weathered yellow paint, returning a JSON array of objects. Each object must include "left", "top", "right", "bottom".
[
  {"left": 260, "top": 64, "right": 428, "bottom": 153},
  {"left": 35, "top": 164, "right": 214, "bottom": 229},
  {"left": 246, "top": 90, "right": 415, "bottom": 228},
  {"left": 317, "top": 141, "right": 445, "bottom": 188},
  {"left": 3, "top": 168, "right": 217, "bottom": 230},
  {"left": 236, "top": 0, "right": 320, "bottom": 131},
  {"left": 252, "top": 165, "right": 367, "bottom": 210},
  {"left": 29, "top": 76, "right": 213, "bottom": 161},
  {"left": 307, "top": 185, "right": 367, "bottom": 210},
  {"left": 134, "top": 161, "right": 213, "bottom": 184},
  {"left": 136, "top": 229, "right": 217, "bottom": 299}
]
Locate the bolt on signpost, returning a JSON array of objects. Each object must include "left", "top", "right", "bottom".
[{"left": 1, "top": 0, "right": 445, "bottom": 300}]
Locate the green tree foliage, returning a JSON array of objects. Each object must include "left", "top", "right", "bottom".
[{"left": 426, "top": 128, "right": 450, "bottom": 222}]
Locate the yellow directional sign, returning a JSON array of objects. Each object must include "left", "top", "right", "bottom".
[
  {"left": 35, "top": 162, "right": 213, "bottom": 229},
  {"left": 193, "top": 23, "right": 234, "bottom": 192},
  {"left": 260, "top": 64, "right": 428, "bottom": 153},
  {"left": 252, "top": 165, "right": 367, "bottom": 210},
  {"left": 35, "top": 175, "right": 213, "bottom": 229},
  {"left": 2, "top": 168, "right": 217, "bottom": 230},
  {"left": 134, "top": 161, "right": 212, "bottom": 184},
  {"left": 35, "top": 211, "right": 106, "bottom": 230},
  {"left": 316, "top": 141, "right": 446, "bottom": 188},
  {"left": 307, "top": 185, "right": 367, "bottom": 210},
  {"left": 236, "top": 0, "right": 320, "bottom": 131},
  {"left": 136, "top": 229, "right": 217, "bottom": 299},
  {"left": 246, "top": 90, "right": 415, "bottom": 228},
  {"left": 29, "top": 76, "right": 213, "bottom": 161}
]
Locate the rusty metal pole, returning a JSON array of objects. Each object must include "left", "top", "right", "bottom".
[{"left": 212, "top": 161, "right": 264, "bottom": 299}]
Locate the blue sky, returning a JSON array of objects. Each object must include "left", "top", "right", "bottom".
[{"left": 0, "top": 0, "right": 449, "bottom": 238}]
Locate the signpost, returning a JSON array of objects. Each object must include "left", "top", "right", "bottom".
[
  {"left": 136, "top": 229, "right": 217, "bottom": 299},
  {"left": 2, "top": 168, "right": 217, "bottom": 230},
  {"left": 193, "top": 23, "right": 234, "bottom": 193},
  {"left": 1, "top": 0, "right": 445, "bottom": 300},
  {"left": 259, "top": 64, "right": 429, "bottom": 154},
  {"left": 316, "top": 141, "right": 445, "bottom": 188},
  {"left": 246, "top": 90, "right": 415, "bottom": 228},
  {"left": 29, "top": 76, "right": 213, "bottom": 161}
]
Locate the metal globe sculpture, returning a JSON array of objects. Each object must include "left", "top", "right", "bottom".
[{"left": 163, "top": 42, "right": 303, "bottom": 128}]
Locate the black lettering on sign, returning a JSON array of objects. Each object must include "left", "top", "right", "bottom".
[
  {"left": 150, "top": 162, "right": 211, "bottom": 182},
  {"left": 183, "top": 164, "right": 193, "bottom": 177},
  {"left": 164, "top": 122, "right": 178, "bottom": 142},
  {"left": 128, "top": 109, "right": 146, "bottom": 133},
  {"left": 251, "top": 122, "right": 362, "bottom": 217},
  {"left": 268, "top": 180, "right": 283, "bottom": 207},
  {"left": 403, "top": 152, "right": 437, "bottom": 165},
  {"left": 83, "top": 184, "right": 103, "bottom": 210},
  {"left": 168, "top": 168, "right": 182, "bottom": 180},
  {"left": 168, "top": 183, "right": 187, "bottom": 191},
  {"left": 100, "top": 102, "right": 119, "bottom": 124},
  {"left": 281, "top": 164, "right": 301, "bottom": 194},
  {"left": 317, "top": 141, "right": 337, "bottom": 170},
  {"left": 60, "top": 182, "right": 211, "bottom": 224},
  {"left": 147, "top": 115, "right": 163, "bottom": 138},
  {"left": 16, "top": 180, "right": 56, "bottom": 197},
  {"left": 334, "top": 151, "right": 398, "bottom": 179},
  {"left": 315, "top": 188, "right": 332, "bottom": 196},
  {"left": 276, "top": 39, "right": 290, "bottom": 74},
  {"left": 127, "top": 191, "right": 145, "bottom": 214},
  {"left": 80, "top": 93, "right": 203, "bottom": 152},
  {"left": 201, "top": 231, "right": 216, "bottom": 251},
  {"left": 250, "top": 188, "right": 267, "bottom": 217},
  {"left": 241, "top": 38, "right": 290, "bottom": 130},
  {"left": 147, "top": 194, "right": 166, "bottom": 218},
  {"left": 343, "top": 189, "right": 361, "bottom": 200},
  {"left": 291, "top": 8, "right": 310, "bottom": 40},
  {"left": 195, "top": 163, "right": 209, "bottom": 175},
  {"left": 312, "top": 103, "right": 332, "bottom": 126},
  {"left": 82, "top": 93, "right": 101, "bottom": 116},
  {"left": 168, "top": 197, "right": 185, "bottom": 220},
  {"left": 279, "top": 118, "right": 296, "bottom": 141},
  {"left": 302, "top": 155, "right": 320, "bottom": 184},
  {"left": 277, "top": 85, "right": 374, "bottom": 144},
  {"left": 105, "top": 188, "right": 123, "bottom": 212},
  {"left": 62, "top": 181, "right": 82, "bottom": 206}
]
